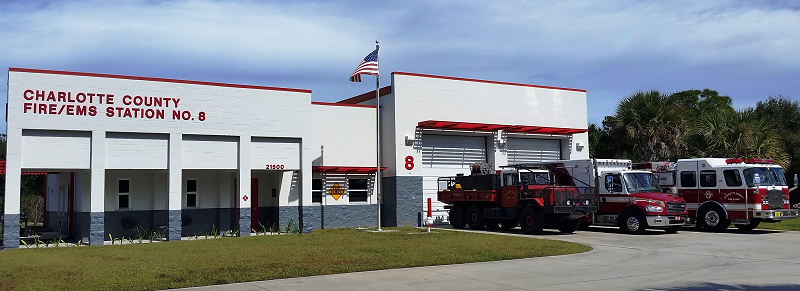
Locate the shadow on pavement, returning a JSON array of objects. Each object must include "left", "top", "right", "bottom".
[{"left": 639, "top": 283, "right": 800, "bottom": 291}]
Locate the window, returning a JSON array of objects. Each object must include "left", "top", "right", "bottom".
[
  {"left": 604, "top": 174, "right": 623, "bottom": 193},
  {"left": 503, "top": 173, "right": 518, "bottom": 186},
  {"left": 700, "top": 170, "right": 717, "bottom": 187},
  {"left": 348, "top": 178, "right": 368, "bottom": 202},
  {"left": 312, "top": 179, "right": 323, "bottom": 203},
  {"left": 680, "top": 171, "right": 696, "bottom": 187},
  {"left": 723, "top": 169, "right": 742, "bottom": 187},
  {"left": 118, "top": 179, "right": 130, "bottom": 209},
  {"left": 186, "top": 180, "right": 197, "bottom": 208}
]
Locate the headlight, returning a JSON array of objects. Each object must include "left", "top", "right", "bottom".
[
  {"left": 645, "top": 205, "right": 664, "bottom": 213},
  {"left": 585, "top": 199, "right": 591, "bottom": 205},
  {"left": 566, "top": 200, "right": 572, "bottom": 206}
]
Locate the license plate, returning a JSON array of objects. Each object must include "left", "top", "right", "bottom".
[{"left": 776, "top": 212, "right": 782, "bottom": 217}]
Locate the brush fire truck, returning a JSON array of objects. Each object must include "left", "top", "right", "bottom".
[
  {"left": 437, "top": 162, "right": 598, "bottom": 234},
  {"left": 634, "top": 158, "right": 800, "bottom": 231},
  {"left": 547, "top": 159, "right": 688, "bottom": 234}
]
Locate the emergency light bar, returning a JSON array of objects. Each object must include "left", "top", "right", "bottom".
[
  {"left": 747, "top": 158, "right": 774, "bottom": 164},
  {"left": 725, "top": 158, "right": 744, "bottom": 164}
]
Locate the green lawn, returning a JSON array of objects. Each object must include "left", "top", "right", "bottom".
[
  {"left": 757, "top": 217, "right": 800, "bottom": 231},
  {"left": 0, "top": 228, "right": 590, "bottom": 290}
]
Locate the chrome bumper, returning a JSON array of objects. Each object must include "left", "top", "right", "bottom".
[
  {"left": 646, "top": 215, "right": 689, "bottom": 227},
  {"left": 754, "top": 209, "right": 800, "bottom": 220}
]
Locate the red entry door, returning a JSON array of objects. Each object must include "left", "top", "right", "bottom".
[{"left": 251, "top": 178, "right": 259, "bottom": 231}]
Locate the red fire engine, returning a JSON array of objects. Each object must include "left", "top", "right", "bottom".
[
  {"left": 635, "top": 158, "right": 800, "bottom": 231},
  {"left": 437, "top": 162, "right": 598, "bottom": 235}
]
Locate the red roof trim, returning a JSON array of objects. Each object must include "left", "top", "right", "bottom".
[
  {"left": 392, "top": 72, "right": 586, "bottom": 92},
  {"left": 337, "top": 86, "right": 392, "bottom": 104},
  {"left": 312, "top": 166, "right": 387, "bottom": 173},
  {"left": 8, "top": 67, "right": 312, "bottom": 94},
  {"left": 311, "top": 101, "right": 376, "bottom": 108},
  {"left": 417, "top": 120, "right": 587, "bottom": 135}
]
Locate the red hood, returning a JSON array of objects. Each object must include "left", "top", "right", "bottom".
[{"left": 629, "top": 192, "right": 685, "bottom": 203}]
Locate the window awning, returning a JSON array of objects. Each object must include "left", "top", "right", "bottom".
[
  {"left": 0, "top": 161, "right": 50, "bottom": 175},
  {"left": 417, "top": 120, "right": 587, "bottom": 135},
  {"left": 312, "top": 166, "right": 387, "bottom": 173}
]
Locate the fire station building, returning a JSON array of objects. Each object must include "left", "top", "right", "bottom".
[{"left": 2, "top": 68, "right": 588, "bottom": 249}]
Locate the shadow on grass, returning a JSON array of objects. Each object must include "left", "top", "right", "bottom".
[{"left": 638, "top": 283, "right": 800, "bottom": 291}]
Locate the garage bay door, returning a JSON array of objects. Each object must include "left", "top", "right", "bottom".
[
  {"left": 507, "top": 138, "right": 561, "bottom": 164},
  {"left": 421, "top": 134, "right": 487, "bottom": 223}
]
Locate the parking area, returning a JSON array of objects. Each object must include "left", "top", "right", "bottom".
[{"left": 180, "top": 226, "right": 800, "bottom": 291}]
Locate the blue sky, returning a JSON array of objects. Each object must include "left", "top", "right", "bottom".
[{"left": 2, "top": 0, "right": 799, "bottom": 132}]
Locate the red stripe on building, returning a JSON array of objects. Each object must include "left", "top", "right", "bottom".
[
  {"left": 337, "top": 86, "right": 392, "bottom": 104},
  {"left": 393, "top": 72, "right": 586, "bottom": 92},
  {"left": 9, "top": 67, "right": 312, "bottom": 93},
  {"left": 311, "top": 102, "right": 377, "bottom": 108},
  {"left": 313, "top": 166, "right": 387, "bottom": 173}
]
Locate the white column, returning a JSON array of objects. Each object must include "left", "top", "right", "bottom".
[
  {"left": 2, "top": 128, "right": 23, "bottom": 248},
  {"left": 167, "top": 133, "right": 183, "bottom": 241},
  {"left": 238, "top": 135, "right": 251, "bottom": 236},
  {"left": 88, "top": 130, "right": 106, "bottom": 245}
]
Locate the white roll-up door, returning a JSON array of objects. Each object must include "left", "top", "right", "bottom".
[
  {"left": 421, "top": 134, "right": 488, "bottom": 223},
  {"left": 507, "top": 138, "right": 562, "bottom": 164}
]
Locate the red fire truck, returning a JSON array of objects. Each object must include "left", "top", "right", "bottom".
[
  {"left": 635, "top": 158, "right": 800, "bottom": 231},
  {"left": 438, "top": 162, "right": 597, "bottom": 235},
  {"left": 548, "top": 159, "right": 689, "bottom": 234}
]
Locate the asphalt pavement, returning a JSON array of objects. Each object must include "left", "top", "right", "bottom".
[{"left": 176, "top": 226, "right": 800, "bottom": 291}]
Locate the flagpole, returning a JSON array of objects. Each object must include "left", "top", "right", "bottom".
[{"left": 375, "top": 40, "right": 382, "bottom": 231}]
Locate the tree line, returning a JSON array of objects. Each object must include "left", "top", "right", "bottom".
[{"left": 589, "top": 89, "right": 800, "bottom": 195}]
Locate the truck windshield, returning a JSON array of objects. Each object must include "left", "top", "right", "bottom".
[
  {"left": 623, "top": 173, "right": 661, "bottom": 193},
  {"left": 520, "top": 171, "right": 550, "bottom": 185},
  {"left": 743, "top": 167, "right": 786, "bottom": 187}
]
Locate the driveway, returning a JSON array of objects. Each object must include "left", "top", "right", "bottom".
[{"left": 178, "top": 226, "right": 800, "bottom": 291}]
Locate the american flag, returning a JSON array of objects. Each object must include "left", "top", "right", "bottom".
[{"left": 349, "top": 48, "right": 379, "bottom": 82}]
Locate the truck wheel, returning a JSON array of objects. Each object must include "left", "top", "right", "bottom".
[
  {"left": 664, "top": 226, "right": 681, "bottom": 234},
  {"left": 466, "top": 206, "right": 484, "bottom": 230},
  {"left": 699, "top": 205, "right": 730, "bottom": 232},
  {"left": 519, "top": 207, "right": 544, "bottom": 235},
  {"left": 449, "top": 205, "right": 467, "bottom": 229},
  {"left": 621, "top": 212, "right": 647, "bottom": 235},
  {"left": 734, "top": 220, "right": 760, "bottom": 231},
  {"left": 557, "top": 219, "right": 581, "bottom": 233}
]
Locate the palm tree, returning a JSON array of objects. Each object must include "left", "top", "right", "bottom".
[
  {"left": 691, "top": 109, "right": 788, "bottom": 166},
  {"left": 606, "top": 90, "right": 687, "bottom": 162}
]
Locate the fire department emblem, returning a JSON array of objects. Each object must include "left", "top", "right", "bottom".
[
  {"left": 704, "top": 191, "right": 713, "bottom": 199},
  {"left": 505, "top": 191, "right": 517, "bottom": 199}
]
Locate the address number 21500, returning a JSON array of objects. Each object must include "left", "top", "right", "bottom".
[{"left": 266, "top": 164, "right": 285, "bottom": 169}]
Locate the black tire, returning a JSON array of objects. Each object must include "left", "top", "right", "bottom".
[
  {"left": 664, "top": 226, "right": 681, "bottom": 234},
  {"left": 500, "top": 219, "right": 519, "bottom": 230},
  {"left": 734, "top": 220, "right": 760, "bottom": 231},
  {"left": 519, "top": 207, "right": 544, "bottom": 235},
  {"left": 620, "top": 212, "right": 647, "bottom": 235},
  {"left": 557, "top": 219, "right": 581, "bottom": 233},
  {"left": 698, "top": 205, "right": 730, "bottom": 232},
  {"left": 466, "top": 206, "right": 484, "bottom": 230},
  {"left": 449, "top": 204, "right": 467, "bottom": 229}
]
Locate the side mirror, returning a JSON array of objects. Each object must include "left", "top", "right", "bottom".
[{"left": 794, "top": 174, "right": 798, "bottom": 189}]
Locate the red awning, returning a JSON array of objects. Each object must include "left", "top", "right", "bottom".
[
  {"left": 0, "top": 161, "right": 50, "bottom": 175},
  {"left": 313, "top": 166, "right": 387, "bottom": 173},
  {"left": 417, "top": 120, "right": 587, "bottom": 135}
]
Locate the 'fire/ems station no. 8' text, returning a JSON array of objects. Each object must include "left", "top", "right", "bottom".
[{"left": 21, "top": 90, "right": 206, "bottom": 121}]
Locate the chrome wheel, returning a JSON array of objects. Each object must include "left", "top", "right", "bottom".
[
  {"left": 626, "top": 216, "right": 641, "bottom": 232},
  {"left": 704, "top": 211, "right": 720, "bottom": 227}
]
